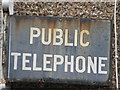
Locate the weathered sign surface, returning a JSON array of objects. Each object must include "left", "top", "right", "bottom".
[{"left": 6, "top": 16, "right": 111, "bottom": 85}]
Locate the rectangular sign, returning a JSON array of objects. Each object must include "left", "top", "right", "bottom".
[{"left": 7, "top": 16, "right": 111, "bottom": 85}]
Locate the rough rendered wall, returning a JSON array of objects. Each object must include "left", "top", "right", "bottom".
[
  {"left": 14, "top": 2, "right": 114, "bottom": 19},
  {"left": 11, "top": 2, "right": 119, "bottom": 89},
  {"left": 117, "top": 2, "right": 120, "bottom": 88}
]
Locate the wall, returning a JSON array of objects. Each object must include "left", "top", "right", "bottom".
[{"left": 6, "top": 2, "right": 119, "bottom": 89}]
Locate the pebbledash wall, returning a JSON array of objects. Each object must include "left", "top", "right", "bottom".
[{"left": 11, "top": 2, "right": 120, "bottom": 89}]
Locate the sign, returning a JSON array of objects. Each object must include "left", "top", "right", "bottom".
[{"left": 7, "top": 16, "right": 111, "bottom": 85}]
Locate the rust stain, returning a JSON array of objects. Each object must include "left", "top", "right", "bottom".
[
  {"left": 93, "top": 21, "right": 97, "bottom": 31},
  {"left": 64, "top": 19, "right": 72, "bottom": 39},
  {"left": 80, "top": 20, "right": 90, "bottom": 32},
  {"left": 15, "top": 18, "right": 26, "bottom": 38}
]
